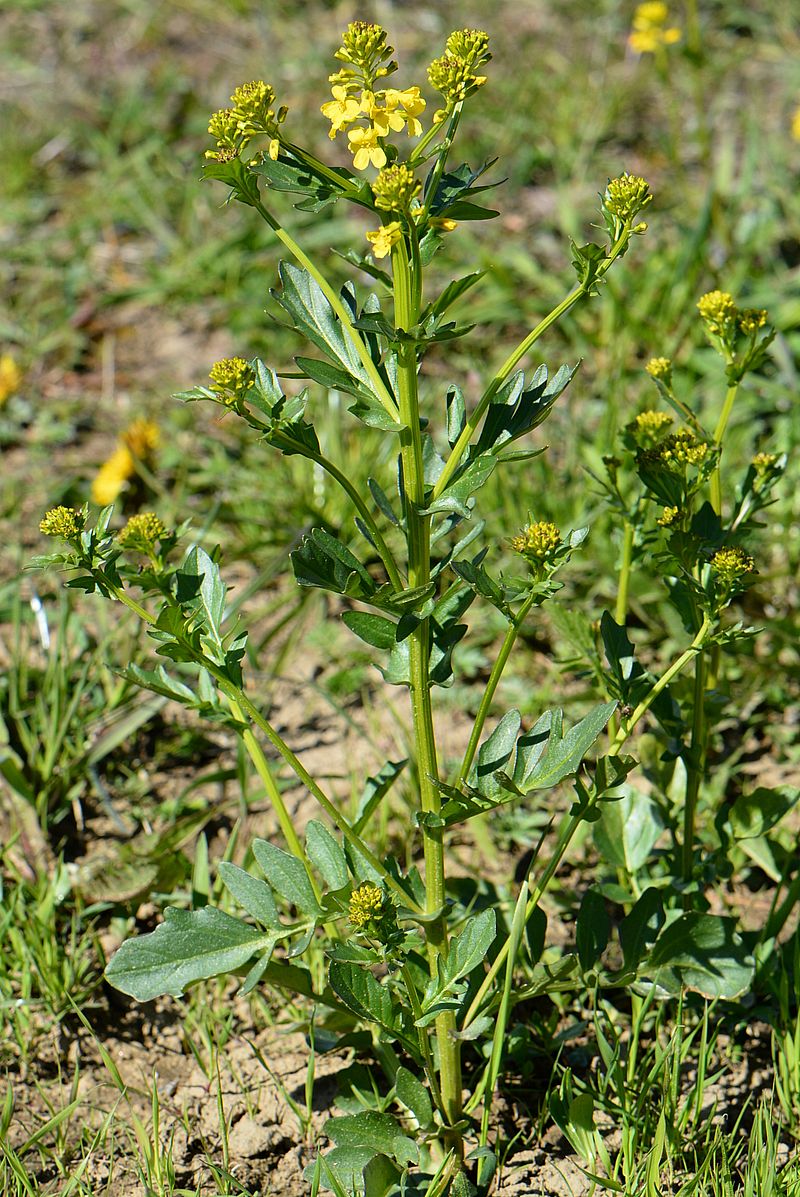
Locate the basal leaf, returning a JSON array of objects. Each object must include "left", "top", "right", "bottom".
[
  {"left": 646, "top": 913, "right": 754, "bottom": 999},
  {"left": 104, "top": 906, "right": 270, "bottom": 1001}
]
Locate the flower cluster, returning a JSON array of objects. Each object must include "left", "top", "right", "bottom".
[
  {"left": 348, "top": 882, "right": 395, "bottom": 940},
  {"left": 428, "top": 28, "right": 491, "bottom": 109},
  {"left": 321, "top": 23, "right": 425, "bottom": 170},
  {"left": 511, "top": 520, "right": 562, "bottom": 562},
  {"left": 372, "top": 164, "right": 421, "bottom": 213},
  {"left": 603, "top": 173, "right": 653, "bottom": 223},
  {"left": 657, "top": 505, "right": 682, "bottom": 528},
  {"left": 91, "top": 419, "right": 160, "bottom": 507},
  {"left": 627, "top": 409, "right": 673, "bottom": 447},
  {"left": 711, "top": 546, "right": 755, "bottom": 585},
  {"left": 206, "top": 80, "right": 283, "bottom": 163},
  {"left": 696, "top": 291, "right": 774, "bottom": 368},
  {"left": 117, "top": 512, "right": 168, "bottom": 552},
  {"left": 645, "top": 356, "right": 672, "bottom": 385},
  {"left": 628, "top": 2, "right": 681, "bottom": 54},
  {"left": 39, "top": 506, "right": 86, "bottom": 540},
  {"left": 209, "top": 356, "right": 255, "bottom": 404},
  {"left": 639, "top": 428, "right": 710, "bottom": 470}
]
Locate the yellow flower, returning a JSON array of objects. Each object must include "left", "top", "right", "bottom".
[
  {"left": 40, "top": 506, "right": 85, "bottom": 539},
  {"left": 629, "top": 409, "right": 673, "bottom": 446},
  {"left": 347, "top": 125, "right": 387, "bottom": 170},
  {"left": 697, "top": 290, "right": 737, "bottom": 336},
  {"left": 268, "top": 139, "right": 280, "bottom": 161},
  {"left": 230, "top": 80, "right": 276, "bottom": 136},
  {"left": 123, "top": 418, "right": 160, "bottom": 459},
  {"left": 657, "top": 505, "right": 681, "bottom": 528},
  {"left": 604, "top": 173, "right": 652, "bottom": 222},
  {"left": 0, "top": 353, "right": 22, "bottom": 405},
  {"left": 365, "top": 221, "right": 402, "bottom": 259},
  {"left": 321, "top": 84, "right": 362, "bottom": 137},
  {"left": 384, "top": 86, "right": 426, "bottom": 136},
  {"left": 430, "top": 216, "right": 458, "bottom": 232},
  {"left": 361, "top": 90, "right": 406, "bottom": 137},
  {"left": 646, "top": 356, "right": 672, "bottom": 385},
  {"left": 117, "top": 512, "right": 168, "bottom": 551},
  {"left": 209, "top": 356, "right": 254, "bottom": 404},
  {"left": 511, "top": 520, "right": 562, "bottom": 562},
  {"left": 792, "top": 105, "right": 800, "bottom": 142},
  {"left": 629, "top": 2, "right": 682, "bottom": 53},
  {"left": 91, "top": 418, "right": 159, "bottom": 505},
  {"left": 711, "top": 546, "right": 754, "bottom": 584},
  {"left": 91, "top": 446, "right": 136, "bottom": 505},
  {"left": 738, "top": 308, "right": 768, "bottom": 336}
]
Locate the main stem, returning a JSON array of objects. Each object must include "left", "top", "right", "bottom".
[{"left": 392, "top": 237, "right": 463, "bottom": 1147}]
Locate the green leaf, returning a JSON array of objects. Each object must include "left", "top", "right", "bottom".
[
  {"left": 328, "top": 961, "right": 406, "bottom": 1043},
  {"left": 104, "top": 906, "right": 270, "bottom": 1001},
  {"left": 420, "top": 454, "right": 497, "bottom": 518},
  {"left": 593, "top": 787, "right": 664, "bottom": 871},
  {"left": 729, "top": 787, "right": 798, "bottom": 839},
  {"left": 306, "top": 821, "right": 349, "bottom": 891},
  {"left": 424, "top": 271, "right": 485, "bottom": 323},
  {"left": 619, "top": 887, "right": 664, "bottom": 972},
  {"left": 218, "top": 862, "right": 281, "bottom": 927},
  {"left": 341, "top": 612, "right": 397, "bottom": 650},
  {"left": 176, "top": 545, "right": 226, "bottom": 649},
  {"left": 576, "top": 888, "right": 610, "bottom": 971},
  {"left": 516, "top": 702, "right": 617, "bottom": 793},
  {"left": 354, "top": 760, "right": 407, "bottom": 834},
  {"left": 419, "top": 909, "right": 496, "bottom": 1023},
  {"left": 273, "top": 264, "right": 373, "bottom": 386},
  {"left": 473, "top": 710, "right": 521, "bottom": 799},
  {"left": 291, "top": 528, "right": 376, "bottom": 601},
  {"left": 395, "top": 1066, "right": 433, "bottom": 1129},
  {"left": 475, "top": 364, "right": 577, "bottom": 455},
  {"left": 324, "top": 1111, "right": 418, "bottom": 1167},
  {"left": 446, "top": 384, "right": 467, "bottom": 447},
  {"left": 647, "top": 913, "right": 754, "bottom": 999},
  {"left": 252, "top": 839, "right": 323, "bottom": 918}
]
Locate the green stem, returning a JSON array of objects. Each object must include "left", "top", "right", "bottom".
[
  {"left": 309, "top": 447, "right": 404, "bottom": 591},
  {"left": 417, "top": 105, "right": 463, "bottom": 224},
  {"left": 462, "top": 614, "right": 714, "bottom": 1031},
  {"left": 682, "top": 648, "right": 706, "bottom": 902},
  {"left": 431, "top": 227, "right": 633, "bottom": 503},
  {"left": 252, "top": 198, "right": 399, "bottom": 422},
  {"left": 615, "top": 521, "right": 635, "bottom": 627},
  {"left": 391, "top": 234, "right": 463, "bottom": 1147},
  {"left": 400, "top": 964, "right": 445, "bottom": 1119},
  {"left": 454, "top": 592, "right": 536, "bottom": 790},
  {"left": 709, "top": 382, "right": 738, "bottom": 516}
]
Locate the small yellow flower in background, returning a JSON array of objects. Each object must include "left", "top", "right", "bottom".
[
  {"left": 348, "top": 882, "right": 396, "bottom": 940},
  {"left": 268, "top": 139, "right": 280, "bottom": 161},
  {"left": 123, "top": 417, "right": 160, "bottom": 460},
  {"left": 639, "top": 428, "right": 710, "bottom": 471},
  {"left": 365, "top": 221, "right": 403, "bottom": 259},
  {"left": 738, "top": 308, "right": 768, "bottom": 336},
  {"left": 752, "top": 452, "right": 778, "bottom": 474},
  {"left": 511, "top": 520, "right": 562, "bottom": 562},
  {"left": 791, "top": 105, "right": 800, "bottom": 141},
  {"left": 430, "top": 216, "right": 458, "bottom": 232},
  {"left": 428, "top": 27, "right": 491, "bottom": 105},
  {"left": 40, "top": 506, "right": 85, "bottom": 539},
  {"left": 91, "top": 418, "right": 160, "bottom": 506},
  {"left": 711, "top": 546, "right": 755, "bottom": 584},
  {"left": 0, "top": 354, "right": 22, "bottom": 406},
  {"left": 646, "top": 356, "right": 673, "bottom": 385},
  {"left": 657, "top": 505, "right": 682, "bottom": 528},
  {"left": 117, "top": 512, "right": 168, "bottom": 552},
  {"left": 628, "top": 1, "right": 682, "bottom": 54},
  {"left": 348, "top": 125, "right": 387, "bottom": 170},
  {"left": 630, "top": 409, "right": 673, "bottom": 446},
  {"left": 92, "top": 446, "right": 136, "bottom": 506}
]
